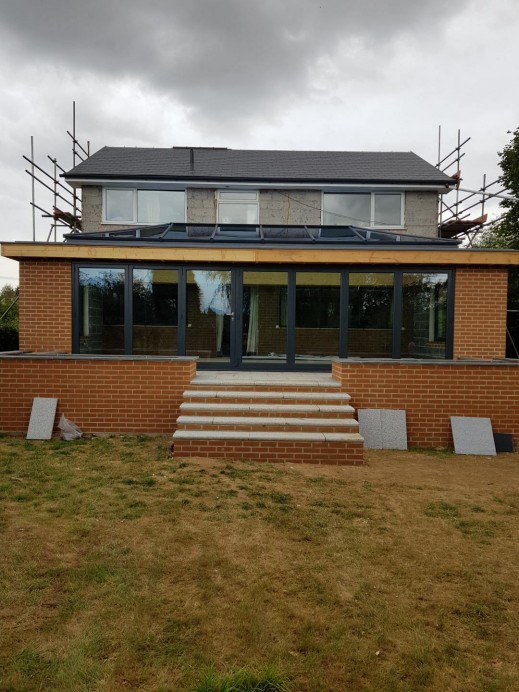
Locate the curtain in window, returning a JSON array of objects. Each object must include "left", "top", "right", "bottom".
[{"left": 246, "top": 286, "right": 259, "bottom": 354}]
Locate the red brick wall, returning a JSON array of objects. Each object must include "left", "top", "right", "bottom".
[
  {"left": 19, "top": 260, "right": 72, "bottom": 353},
  {"left": 453, "top": 267, "right": 508, "bottom": 359},
  {"left": 332, "top": 360, "right": 519, "bottom": 448},
  {"left": 0, "top": 357, "right": 196, "bottom": 434}
]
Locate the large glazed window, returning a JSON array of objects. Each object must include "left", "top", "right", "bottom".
[
  {"left": 104, "top": 189, "right": 185, "bottom": 224},
  {"left": 323, "top": 193, "right": 403, "bottom": 227},
  {"left": 186, "top": 270, "right": 233, "bottom": 362},
  {"left": 133, "top": 269, "right": 178, "bottom": 355},
  {"left": 242, "top": 271, "right": 288, "bottom": 365},
  {"left": 78, "top": 268, "right": 125, "bottom": 354},
  {"left": 294, "top": 273, "right": 340, "bottom": 363},
  {"left": 348, "top": 273, "right": 394, "bottom": 357},
  {"left": 401, "top": 272, "right": 448, "bottom": 358}
]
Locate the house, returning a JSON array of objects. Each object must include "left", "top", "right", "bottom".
[{"left": 1, "top": 146, "right": 519, "bottom": 462}]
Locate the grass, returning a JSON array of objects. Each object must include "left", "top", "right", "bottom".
[{"left": 0, "top": 436, "right": 518, "bottom": 690}]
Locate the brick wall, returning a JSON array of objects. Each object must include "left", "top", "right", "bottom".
[
  {"left": 332, "top": 360, "right": 519, "bottom": 448},
  {"left": 19, "top": 260, "right": 72, "bottom": 352},
  {"left": 0, "top": 356, "right": 196, "bottom": 434},
  {"left": 453, "top": 267, "right": 508, "bottom": 359}
]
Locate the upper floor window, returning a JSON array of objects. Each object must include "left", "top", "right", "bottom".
[
  {"left": 217, "top": 190, "right": 259, "bottom": 224},
  {"left": 104, "top": 188, "right": 185, "bottom": 224},
  {"left": 323, "top": 192, "right": 403, "bottom": 228}
]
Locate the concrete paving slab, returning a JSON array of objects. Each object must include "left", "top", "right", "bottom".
[
  {"left": 26, "top": 397, "right": 58, "bottom": 440},
  {"left": 451, "top": 417, "right": 496, "bottom": 455}
]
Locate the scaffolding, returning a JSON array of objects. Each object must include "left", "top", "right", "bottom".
[
  {"left": 24, "top": 101, "right": 90, "bottom": 242},
  {"left": 436, "top": 126, "right": 507, "bottom": 245}
]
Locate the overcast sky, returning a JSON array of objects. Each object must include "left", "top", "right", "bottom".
[{"left": 0, "top": 0, "right": 518, "bottom": 287}]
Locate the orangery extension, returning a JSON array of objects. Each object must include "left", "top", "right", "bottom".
[{"left": 2, "top": 146, "right": 519, "bottom": 464}]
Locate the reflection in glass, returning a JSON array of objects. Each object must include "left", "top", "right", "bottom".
[
  {"left": 79, "top": 268, "right": 125, "bottom": 353},
  {"left": 295, "top": 273, "right": 340, "bottom": 362},
  {"left": 132, "top": 269, "right": 178, "bottom": 355},
  {"left": 401, "top": 273, "right": 448, "bottom": 359},
  {"left": 105, "top": 189, "right": 134, "bottom": 222},
  {"left": 242, "top": 271, "right": 288, "bottom": 364},
  {"left": 186, "top": 270, "right": 232, "bottom": 362},
  {"left": 137, "top": 190, "right": 185, "bottom": 224},
  {"left": 348, "top": 273, "right": 394, "bottom": 357},
  {"left": 323, "top": 193, "right": 371, "bottom": 226}
]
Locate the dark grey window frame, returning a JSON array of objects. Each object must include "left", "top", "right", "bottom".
[{"left": 72, "top": 263, "right": 454, "bottom": 366}]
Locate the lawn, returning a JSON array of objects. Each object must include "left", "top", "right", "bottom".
[{"left": 1, "top": 436, "right": 518, "bottom": 691}]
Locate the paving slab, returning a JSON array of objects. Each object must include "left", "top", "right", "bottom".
[
  {"left": 26, "top": 397, "right": 58, "bottom": 440},
  {"left": 358, "top": 409, "right": 407, "bottom": 450},
  {"left": 451, "top": 417, "right": 496, "bottom": 455}
]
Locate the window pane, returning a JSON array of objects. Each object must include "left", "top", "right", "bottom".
[
  {"left": 133, "top": 269, "right": 178, "bottom": 355},
  {"left": 374, "top": 194, "right": 402, "bottom": 226},
  {"left": 219, "top": 191, "right": 257, "bottom": 201},
  {"left": 401, "top": 273, "right": 448, "bottom": 359},
  {"left": 79, "top": 268, "right": 125, "bottom": 354},
  {"left": 323, "top": 194, "right": 371, "bottom": 226},
  {"left": 348, "top": 273, "right": 394, "bottom": 357},
  {"left": 186, "top": 270, "right": 232, "bottom": 362},
  {"left": 137, "top": 190, "right": 185, "bottom": 224},
  {"left": 105, "top": 189, "right": 134, "bottom": 222},
  {"left": 242, "top": 271, "right": 288, "bottom": 365},
  {"left": 295, "top": 273, "right": 340, "bottom": 362},
  {"left": 218, "top": 202, "right": 258, "bottom": 224}
]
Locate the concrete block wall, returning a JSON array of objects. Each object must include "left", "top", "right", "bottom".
[
  {"left": 404, "top": 192, "right": 439, "bottom": 237},
  {"left": 81, "top": 185, "right": 440, "bottom": 236}
]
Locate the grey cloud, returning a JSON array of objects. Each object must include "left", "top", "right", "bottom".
[{"left": 0, "top": 0, "right": 467, "bottom": 129}]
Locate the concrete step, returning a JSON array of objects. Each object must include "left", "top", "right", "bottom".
[
  {"left": 183, "top": 390, "right": 351, "bottom": 403},
  {"left": 190, "top": 374, "right": 340, "bottom": 390},
  {"left": 173, "top": 430, "right": 364, "bottom": 442},
  {"left": 179, "top": 402, "right": 356, "bottom": 418},
  {"left": 177, "top": 415, "right": 359, "bottom": 433}
]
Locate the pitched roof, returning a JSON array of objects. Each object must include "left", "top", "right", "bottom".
[{"left": 65, "top": 147, "right": 454, "bottom": 186}]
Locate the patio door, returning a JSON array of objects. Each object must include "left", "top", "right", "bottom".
[{"left": 185, "top": 268, "right": 240, "bottom": 366}]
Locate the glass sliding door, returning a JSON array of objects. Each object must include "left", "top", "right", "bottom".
[
  {"left": 132, "top": 269, "right": 178, "bottom": 355},
  {"left": 401, "top": 273, "right": 449, "bottom": 359},
  {"left": 78, "top": 267, "right": 125, "bottom": 354},
  {"left": 348, "top": 273, "right": 394, "bottom": 357},
  {"left": 295, "top": 272, "right": 340, "bottom": 363},
  {"left": 242, "top": 271, "right": 288, "bottom": 366},
  {"left": 186, "top": 269, "right": 234, "bottom": 363}
]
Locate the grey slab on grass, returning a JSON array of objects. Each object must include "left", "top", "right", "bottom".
[
  {"left": 358, "top": 409, "right": 407, "bottom": 450},
  {"left": 26, "top": 397, "right": 58, "bottom": 440},
  {"left": 451, "top": 417, "right": 496, "bottom": 455}
]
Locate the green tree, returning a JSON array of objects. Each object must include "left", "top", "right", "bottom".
[
  {"left": 478, "top": 129, "right": 519, "bottom": 356},
  {"left": 0, "top": 284, "right": 19, "bottom": 351},
  {"left": 479, "top": 127, "right": 519, "bottom": 248}
]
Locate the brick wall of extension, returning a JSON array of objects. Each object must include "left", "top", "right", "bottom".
[
  {"left": 332, "top": 360, "right": 519, "bottom": 448},
  {"left": 0, "top": 356, "right": 196, "bottom": 435}
]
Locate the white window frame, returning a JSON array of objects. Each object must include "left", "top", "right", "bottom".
[
  {"left": 102, "top": 188, "right": 186, "bottom": 225},
  {"left": 216, "top": 190, "right": 259, "bottom": 224},
  {"left": 322, "top": 192, "right": 405, "bottom": 229}
]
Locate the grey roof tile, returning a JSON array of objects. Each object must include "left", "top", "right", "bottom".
[{"left": 65, "top": 146, "right": 453, "bottom": 185}]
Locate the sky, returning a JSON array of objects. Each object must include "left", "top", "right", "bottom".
[{"left": 0, "top": 0, "right": 518, "bottom": 288}]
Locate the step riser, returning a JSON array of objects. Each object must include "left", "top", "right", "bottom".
[
  {"left": 184, "top": 397, "right": 350, "bottom": 406},
  {"left": 173, "top": 439, "right": 364, "bottom": 466},
  {"left": 189, "top": 385, "right": 342, "bottom": 393}
]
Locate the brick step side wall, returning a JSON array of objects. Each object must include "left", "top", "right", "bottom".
[{"left": 172, "top": 438, "right": 365, "bottom": 465}]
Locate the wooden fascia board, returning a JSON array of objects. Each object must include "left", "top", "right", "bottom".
[{"left": 3, "top": 243, "right": 519, "bottom": 266}]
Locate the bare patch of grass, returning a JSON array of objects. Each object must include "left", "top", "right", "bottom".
[{"left": 0, "top": 438, "right": 518, "bottom": 690}]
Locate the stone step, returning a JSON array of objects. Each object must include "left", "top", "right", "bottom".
[
  {"left": 177, "top": 416, "right": 359, "bottom": 433},
  {"left": 173, "top": 430, "right": 364, "bottom": 442},
  {"left": 183, "top": 390, "right": 351, "bottom": 402},
  {"left": 190, "top": 375, "right": 340, "bottom": 389},
  {"left": 179, "top": 402, "right": 355, "bottom": 417}
]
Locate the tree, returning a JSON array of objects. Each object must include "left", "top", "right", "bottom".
[
  {"left": 477, "top": 129, "right": 519, "bottom": 356},
  {"left": 0, "top": 284, "right": 19, "bottom": 351},
  {"left": 479, "top": 127, "right": 519, "bottom": 249}
]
